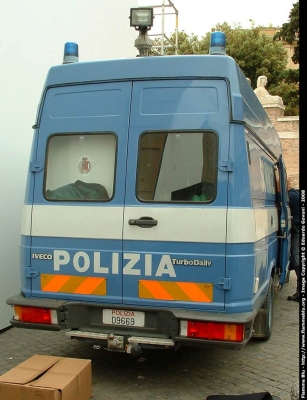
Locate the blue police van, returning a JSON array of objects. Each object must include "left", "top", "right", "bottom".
[{"left": 7, "top": 34, "right": 291, "bottom": 355}]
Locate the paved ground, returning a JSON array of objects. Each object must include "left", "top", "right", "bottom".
[{"left": 0, "top": 273, "right": 300, "bottom": 400}]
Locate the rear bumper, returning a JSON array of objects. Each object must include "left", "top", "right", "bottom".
[{"left": 7, "top": 293, "right": 256, "bottom": 350}]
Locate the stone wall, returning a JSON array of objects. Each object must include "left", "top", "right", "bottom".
[{"left": 264, "top": 106, "right": 299, "bottom": 189}]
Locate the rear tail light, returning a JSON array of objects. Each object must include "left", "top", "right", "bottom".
[
  {"left": 14, "top": 306, "right": 58, "bottom": 325},
  {"left": 180, "top": 320, "right": 244, "bottom": 342}
]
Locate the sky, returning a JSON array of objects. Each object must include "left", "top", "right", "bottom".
[
  {"left": 0, "top": 0, "right": 140, "bottom": 329},
  {"left": 139, "top": 0, "right": 296, "bottom": 37},
  {"left": 0, "top": 0, "right": 297, "bottom": 327}
]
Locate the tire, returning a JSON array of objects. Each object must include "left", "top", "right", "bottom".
[
  {"left": 260, "top": 277, "right": 274, "bottom": 341},
  {"left": 284, "top": 270, "right": 290, "bottom": 284}
]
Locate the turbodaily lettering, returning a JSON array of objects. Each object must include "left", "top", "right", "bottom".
[{"left": 171, "top": 258, "right": 212, "bottom": 266}]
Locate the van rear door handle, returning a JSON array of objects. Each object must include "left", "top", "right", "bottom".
[{"left": 128, "top": 216, "right": 158, "bottom": 228}]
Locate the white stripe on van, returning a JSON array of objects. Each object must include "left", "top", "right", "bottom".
[
  {"left": 21, "top": 205, "right": 278, "bottom": 243},
  {"left": 21, "top": 204, "right": 32, "bottom": 236},
  {"left": 227, "top": 208, "right": 278, "bottom": 243}
]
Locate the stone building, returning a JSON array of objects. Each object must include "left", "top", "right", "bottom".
[
  {"left": 254, "top": 82, "right": 299, "bottom": 189},
  {"left": 259, "top": 28, "right": 299, "bottom": 70},
  {"left": 256, "top": 30, "right": 299, "bottom": 189},
  {"left": 266, "top": 107, "right": 299, "bottom": 189}
]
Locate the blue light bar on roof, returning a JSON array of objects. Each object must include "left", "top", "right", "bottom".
[
  {"left": 209, "top": 31, "right": 226, "bottom": 55},
  {"left": 63, "top": 42, "right": 79, "bottom": 64}
]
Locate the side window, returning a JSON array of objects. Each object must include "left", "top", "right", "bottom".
[
  {"left": 44, "top": 133, "right": 116, "bottom": 201},
  {"left": 136, "top": 131, "right": 218, "bottom": 202},
  {"left": 274, "top": 164, "right": 281, "bottom": 199},
  {"left": 274, "top": 163, "right": 289, "bottom": 203},
  {"left": 261, "top": 157, "right": 276, "bottom": 197},
  {"left": 248, "top": 137, "right": 276, "bottom": 200}
]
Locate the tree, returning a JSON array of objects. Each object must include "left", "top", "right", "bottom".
[
  {"left": 151, "top": 31, "right": 207, "bottom": 55},
  {"left": 152, "top": 23, "right": 287, "bottom": 89},
  {"left": 273, "top": 2, "right": 299, "bottom": 65},
  {"left": 269, "top": 81, "right": 299, "bottom": 116},
  {"left": 272, "top": 1, "right": 299, "bottom": 115},
  {"left": 152, "top": 20, "right": 298, "bottom": 115},
  {"left": 204, "top": 23, "right": 288, "bottom": 90}
]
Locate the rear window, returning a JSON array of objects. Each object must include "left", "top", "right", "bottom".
[
  {"left": 44, "top": 133, "right": 116, "bottom": 201},
  {"left": 136, "top": 131, "right": 218, "bottom": 202}
]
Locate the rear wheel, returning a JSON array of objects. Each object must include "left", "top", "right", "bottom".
[
  {"left": 252, "top": 277, "right": 274, "bottom": 340},
  {"left": 260, "top": 277, "right": 274, "bottom": 341}
]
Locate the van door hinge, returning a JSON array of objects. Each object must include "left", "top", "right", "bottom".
[
  {"left": 26, "top": 267, "right": 40, "bottom": 278},
  {"left": 30, "top": 161, "right": 44, "bottom": 173},
  {"left": 218, "top": 160, "right": 233, "bottom": 172},
  {"left": 215, "top": 277, "right": 231, "bottom": 290}
]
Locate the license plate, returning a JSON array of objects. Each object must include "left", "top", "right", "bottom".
[{"left": 103, "top": 309, "right": 145, "bottom": 327}]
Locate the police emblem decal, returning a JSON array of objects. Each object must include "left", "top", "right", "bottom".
[{"left": 78, "top": 156, "right": 92, "bottom": 174}]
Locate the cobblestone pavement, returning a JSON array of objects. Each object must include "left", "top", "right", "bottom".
[{"left": 0, "top": 273, "right": 300, "bottom": 400}]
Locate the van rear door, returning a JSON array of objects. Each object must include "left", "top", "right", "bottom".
[
  {"left": 277, "top": 155, "right": 291, "bottom": 286},
  {"left": 30, "top": 82, "right": 132, "bottom": 304},
  {"left": 29, "top": 79, "right": 230, "bottom": 312},
  {"left": 123, "top": 79, "right": 230, "bottom": 311}
]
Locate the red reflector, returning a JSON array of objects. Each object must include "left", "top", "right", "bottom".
[
  {"left": 14, "top": 306, "right": 52, "bottom": 324},
  {"left": 187, "top": 321, "right": 244, "bottom": 342}
]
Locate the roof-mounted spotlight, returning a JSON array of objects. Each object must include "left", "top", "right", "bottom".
[
  {"left": 130, "top": 8, "right": 154, "bottom": 32},
  {"left": 130, "top": 8, "right": 154, "bottom": 57}
]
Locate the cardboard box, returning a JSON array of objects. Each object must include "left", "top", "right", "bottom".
[{"left": 0, "top": 354, "right": 92, "bottom": 400}]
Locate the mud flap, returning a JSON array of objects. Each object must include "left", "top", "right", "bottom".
[
  {"left": 252, "top": 277, "right": 274, "bottom": 340},
  {"left": 251, "top": 309, "right": 267, "bottom": 338}
]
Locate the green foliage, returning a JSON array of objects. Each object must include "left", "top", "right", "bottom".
[
  {"left": 215, "top": 23, "right": 288, "bottom": 89},
  {"left": 273, "top": 2, "right": 299, "bottom": 64},
  {"left": 151, "top": 31, "right": 207, "bottom": 55},
  {"left": 283, "top": 68, "right": 299, "bottom": 85},
  {"left": 269, "top": 81, "right": 299, "bottom": 116},
  {"left": 151, "top": 16, "right": 299, "bottom": 115}
]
